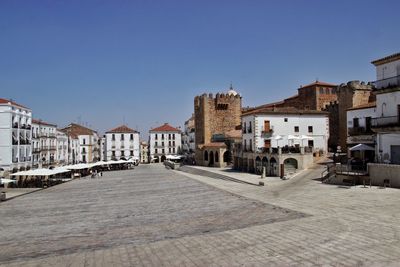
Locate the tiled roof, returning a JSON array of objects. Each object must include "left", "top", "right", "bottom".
[
  {"left": 347, "top": 102, "right": 376, "bottom": 111},
  {"left": 200, "top": 142, "right": 227, "bottom": 148},
  {"left": 371, "top": 52, "right": 400, "bottom": 66},
  {"left": 150, "top": 123, "right": 180, "bottom": 132},
  {"left": 0, "top": 98, "right": 30, "bottom": 109},
  {"left": 106, "top": 125, "right": 138, "bottom": 134},
  {"left": 32, "top": 119, "right": 57, "bottom": 127},
  {"left": 242, "top": 107, "right": 329, "bottom": 116},
  {"left": 225, "top": 129, "right": 242, "bottom": 139},
  {"left": 300, "top": 81, "right": 337, "bottom": 88},
  {"left": 60, "top": 123, "right": 97, "bottom": 136}
]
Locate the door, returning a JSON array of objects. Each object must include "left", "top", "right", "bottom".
[
  {"left": 264, "top": 120, "right": 270, "bottom": 132},
  {"left": 391, "top": 145, "right": 400, "bottom": 164}
]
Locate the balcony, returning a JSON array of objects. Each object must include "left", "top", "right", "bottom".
[
  {"left": 13, "top": 122, "right": 19, "bottom": 129},
  {"left": 371, "top": 116, "right": 400, "bottom": 129},
  {"left": 49, "top": 146, "right": 56, "bottom": 150},
  {"left": 348, "top": 127, "right": 374, "bottom": 136},
  {"left": 12, "top": 158, "right": 18, "bottom": 163},
  {"left": 372, "top": 75, "right": 400, "bottom": 90},
  {"left": 261, "top": 129, "right": 274, "bottom": 138},
  {"left": 33, "top": 148, "right": 41, "bottom": 153}
]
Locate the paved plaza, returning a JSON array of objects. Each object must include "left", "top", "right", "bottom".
[{"left": 1, "top": 163, "right": 400, "bottom": 266}]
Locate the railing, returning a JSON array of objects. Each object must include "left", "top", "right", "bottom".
[
  {"left": 282, "top": 146, "right": 300, "bottom": 153},
  {"left": 33, "top": 148, "right": 40, "bottom": 153},
  {"left": 12, "top": 158, "right": 18, "bottom": 163},
  {"left": 13, "top": 123, "right": 19, "bottom": 129},
  {"left": 372, "top": 75, "right": 400, "bottom": 89},
  {"left": 49, "top": 146, "right": 56, "bottom": 150},
  {"left": 348, "top": 127, "right": 373, "bottom": 135},
  {"left": 371, "top": 116, "right": 400, "bottom": 128},
  {"left": 261, "top": 129, "right": 273, "bottom": 138}
]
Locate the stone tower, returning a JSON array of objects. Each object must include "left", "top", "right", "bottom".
[
  {"left": 337, "top": 81, "right": 374, "bottom": 150},
  {"left": 194, "top": 87, "right": 242, "bottom": 163}
]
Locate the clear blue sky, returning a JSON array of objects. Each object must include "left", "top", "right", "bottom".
[{"left": 1, "top": 0, "right": 399, "bottom": 138}]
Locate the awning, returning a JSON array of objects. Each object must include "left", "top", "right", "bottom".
[
  {"left": 349, "top": 144, "right": 375, "bottom": 151},
  {"left": 11, "top": 168, "right": 71, "bottom": 177},
  {"left": 300, "top": 135, "right": 313, "bottom": 140}
]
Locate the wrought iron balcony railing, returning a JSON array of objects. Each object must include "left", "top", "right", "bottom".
[
  {"left": 348, "top": 127, "right": 374, "bottom": 136},
  {"left": 371, "top": 116, "right": 400, "bottom": 128},
  {"left": 372, "top": 75, "right": 400, "bottom": 90}
]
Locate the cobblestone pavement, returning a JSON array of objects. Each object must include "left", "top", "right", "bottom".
[{"left": 1, "top": 163, "right": 400, "bottom": 266}]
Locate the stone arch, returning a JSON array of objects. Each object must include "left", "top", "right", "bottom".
[
  {"left": 161, "top": 155, "right": 166, "bottom": 162},
  {"left": 223, "top": 151, "right": 231, "bottom": 163},
  {"left": 215, "top": 151, "right": 219, "bottom": 162},
  {"left": 284, "top": 158, "right": 298, "bottom": 169},
  {"left": 209, "top": 151, "right": 214, "bottom": 166},
  {"left": 269, "top": 157, "right": 278, "bottom": 176},
  {"left": 204, "top": 150, "right": 209, "bottom": 161},
  {"left": 255, "top": 156, "right": 262, "bottom": 174}
]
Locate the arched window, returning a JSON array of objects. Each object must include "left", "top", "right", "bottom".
[{"left": 204, "top": 151, "right": 209, "bottom": 161}]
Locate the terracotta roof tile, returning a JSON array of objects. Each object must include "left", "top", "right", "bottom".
[
  {"left": 0, "top": 98, "right": 30, "bottom": 110},
  {"left": 60, "top": 123, "right": 97, "bottom": 136},
  {"left": 347, "top": 102, "right": 376, "bottom": 111},
  {"left": 106, "top": 125, "right": 138, "bottom": 134},
  {"left": 150, "top": 123, "right": 180, "bottom": 132},
  {"left": 300, "top": 81, "right": 337, "bottom": 88},
  {"left": 32, "top": 119, "right": 57, "bottom": 127}
]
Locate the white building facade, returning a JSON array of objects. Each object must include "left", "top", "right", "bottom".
[
  {"left": 182, "top": 114, "right": 195, "bottom": 154},
  {"left": 105, "top": 125, "right": 140, "bottom": 161},
  {"left": 241, "top": 111, "right": 329, "bottom": 154},
  {"left": 352, "top": 52, "right": 400, "bottom": 164},
  {"left": 56, "top": 129, "right": 68, "bottom": 165},
  {"left": 0, "top": 99, "right": 32, "bottom": 174},
  {"left": 149, "top": 123, "right": 182, "bottom": 163},
  {"left": 140, "top": 141, "right": 149, "bottom": 163},
  {"left": 32, "top": 119, "right": 57, "bottom": 167}
]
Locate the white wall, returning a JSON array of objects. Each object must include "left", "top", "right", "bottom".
[
  {"left": 347, "top": 107, "right": 376, "bottom": 129},
  {"left": 376, "top": 91, "right": 400, "bottom": 118},
  {"left": 376, "top": 133, "right": 400, "bottom": 163},
  {"left": 149, "top": 132, "right": 182, "bottom": 160},
  {"left": 242, "top": 113, "right": 329, "bottom": 153},
  {"left": 376, "top": 59, "right": 400, "bottom": 81},
  {"left": 105, "top": 132, "right": 140, "bottom": 161}
]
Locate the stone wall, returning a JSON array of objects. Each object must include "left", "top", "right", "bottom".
[
  {"left": 194, "top": 93, "right": 242, "bottom": 165},
  {"left": 323, "top": 101, "right": 339, "bottom": 151},
  {"left": 368, "top": 163, "right": 400, "bottom": 188},
  {"left": 337, "top": 81, "right": 373, "bottom": 151}
]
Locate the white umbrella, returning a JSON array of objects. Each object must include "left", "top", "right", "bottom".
[
  {"left": 287, "top": 135, "right": 300, "bottom": 146},
  {"left": 271, "top": 135, "right": 283, "bottom": 147},
  {"left": 349, "top": 144, "right": 375, "bottom": 151}
]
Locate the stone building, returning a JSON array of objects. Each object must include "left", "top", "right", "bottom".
[
  {"left": 336, "top": 81, "right": 374, "bottom": 151},
  {"left": 194, "top": 86, "right": 242, "bottom": 167}
]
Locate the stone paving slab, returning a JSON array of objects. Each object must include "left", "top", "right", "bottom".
[{"left": 0, "top": 164, "right": 305, "bottom": 265}]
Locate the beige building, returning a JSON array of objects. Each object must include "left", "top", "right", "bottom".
[{"left": 140, "top": 141, "right": 149, "bottom": 163}]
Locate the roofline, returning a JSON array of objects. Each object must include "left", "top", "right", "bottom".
[
  {"left": 242, "top": 110, "right": 329, "bottom": 117},
  {"left": 371, "top": 52, "right": 400, "bottom": 66}
]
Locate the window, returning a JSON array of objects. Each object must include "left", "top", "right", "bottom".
[
  {"left": 173, "top": 141, "right": 175, "bottom": 146},
  {"left": 130, "top": 150, "right": 133, "bottom": 156},
  {"left": 308, "top": 126, "right": 313, "bottom": 133},
  {"left": 130, "top": 134, "right": 133, "bottom": 140},
  {"left": 162, "top": 148, "right": 165, "bottom": 154},
  {"left": 248, "top": 122, "right": 252, "bottom": 133},
  {"left": 169, "top": 141, "right": 171, "bottom": 146},
  {"left": 169, "top": 148, "right": 171, "bottom": 153},
  {"left": 294, "top": 126, "right": 299, "bottom": 132},
  {"left": 83, "top": 138, "right": 86, "bottom": 145},
  {"left": 366, "top": 117, "right": 372, "bottom": 131},
  {"left": 169, "top": 134, "right": 171, "bottom": 139},
  {"left": 155, "top": 134, "right": 158, "bottom": 140},
  {"left": 121, "top": 151, "right": 125, "bottom": 156},
  {"left": 308, "top": 140, "right": 314, "bottom": 147},
  {"left": 162, "top": 141, "right": 164, "bottom": 146},
  {"left": 284, "top": 118, "right": 288, "bottom": 122},
  {"left": 249, "top": 139, "right": 252, "bottom": 152},
  {"left": 244, "top": 140, "right": 247, "bottom": 151},
  {"left": 121, "top": 134, "right": 124, "bottom": 141},
  {"left": 155, "top": 141, "right": 158, "bottom": 146},
  {"left": 173, "top": 134, "right": 175, "bottom": 140},
  {"left": 243, "top": 122, "right": 247, "bottom": 133},
  {"left": 162, "top": 134, "right": 164, "bottom": 140},
  {"left": 353, "top": 118, "right": 359, "bottom": 128},
  {"left": 264, "top": 140, "right": 271, "bottom": 148},
  {"left": 155, "top": 148, "right": 158, "bottom": 154}
]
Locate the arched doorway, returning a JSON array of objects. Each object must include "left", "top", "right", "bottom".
[
  {"left": 269, "top": 157, "right": 278, "bottom": 176},
  {"left": 161, "top": 155, "right": 166, "bottom": 162},
  {"left": 284, "top": 158, "right": 298, "bottom": 175},
  {"left": 262, "top": 157, "right": 268, "bottom": 175},
  {"left": 204, "top": 150, "right": 209, "bottom": 161},
  {"left": 223, "top": 151, "right": 231, "bottom": 163},
  {"left": 255, "top": 156, "right": 262, "bottom": 174},
  {"left": 209, "top": 151, "right": 214, "bottom": 166}
]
